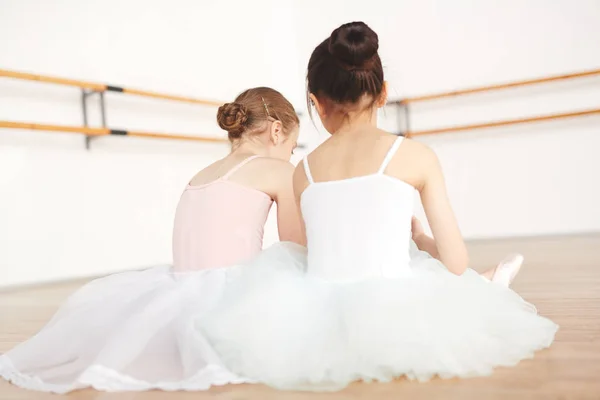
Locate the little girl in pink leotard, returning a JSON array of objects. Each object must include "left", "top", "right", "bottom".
[{"left": 0, "top": 87, "right": 304, "bottom": 393}]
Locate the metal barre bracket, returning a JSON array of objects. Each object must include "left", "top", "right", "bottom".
[
  {"left": 394, "top": 102, "right": 410, "bottom": 137},
  {"left": 81, "top": 89, "right": 107, "bottom": 150}
]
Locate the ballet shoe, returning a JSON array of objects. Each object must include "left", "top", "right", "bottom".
[{"left": 491, "top": 253, "right": 524, "bottom": 287}]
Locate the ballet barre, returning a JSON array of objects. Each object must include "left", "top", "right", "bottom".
[
  {"left": 0, "top": 121, "right": 230, "bottom": 144},
  {"left": 393, "top": 68, "right": 600, "bottom": 105},
  {"left": 0, "top": 69, "right": 224, "bottom": 106},
  {"left": 0, "top": 121, "right": 307, "bottom": 149},
  {"left": 391, "top": 67, "right": 600, "bottom": 136},
  {"left": 407, "top": 108, "right": 600, "bottom": 137}
]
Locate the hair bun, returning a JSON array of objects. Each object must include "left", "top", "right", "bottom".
[
  {"left": 217, "top": 102, "right": 249, "bottom": 138},
  {"left": 328, "top": 21, "right": 379, "bottom": 68}
]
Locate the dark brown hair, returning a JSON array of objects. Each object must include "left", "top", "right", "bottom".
[
  {"left": 307, "top": 22, "right": 384, "bottom": 114},
  {"left": 217, "top": 87, "right": 299, "bottom": 141}
]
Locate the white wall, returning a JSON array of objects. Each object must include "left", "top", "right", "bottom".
[{"left": 1, "top": 0, "right": 599, "bottom": 287}]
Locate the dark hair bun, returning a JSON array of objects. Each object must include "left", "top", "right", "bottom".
[
  {"left": 328, "top": 21, "right": 379, "bottom": 68},
  {"left": 217, "top": 102, "right": 248, "bottom": 138}
]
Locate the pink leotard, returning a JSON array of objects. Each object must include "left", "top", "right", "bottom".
[{"left": 172, "top": 156, "right": 273, "bottom": 271}]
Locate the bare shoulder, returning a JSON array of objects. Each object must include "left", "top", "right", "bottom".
[
  {"left": 388, "top": 138, "right": 441, "bottom": 190},
  {"left": 245, "top": 157, "right": 295, "bottom": 198},
  {"left": 397, "top": 138, "right": 440, "bottom": 168},
  {"left": 253, "top": 157, "right": 295, "bottom": 180},
  {"left": 220, "top": 156, "right": 294, "bottom": 198},
  {"left": 401, "top": 137, "right": 435, "bottom": 156},
  {"left": 188, "top": 159, "right": 225, "bottom": 186}
]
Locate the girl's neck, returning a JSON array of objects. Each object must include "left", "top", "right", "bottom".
[
  {"left": 332, "top": 109, "right": 378, "bottom": 138},
  {"left": 230, "top": 139, "right": 271, "bottom": 158}
]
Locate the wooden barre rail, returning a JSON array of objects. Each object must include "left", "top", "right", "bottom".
[
  {"left": 394, "top": 68, "right": 600, "bottom": 105},
  {"left": 0, "top": 69, "right": 224, "bottom": 107},
  {"left": 407, "top": 108, "right": 600, "bottom": 137},
  {"left": 0, "top": 121, "right": 229, "bottom": 144}
]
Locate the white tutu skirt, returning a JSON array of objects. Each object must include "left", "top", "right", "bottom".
[
  {"left": 0, "top": 251, "right": 293, "bottom": 394},
  {"left": 196, "top": 242, "right": 559, "bottom": 391}
]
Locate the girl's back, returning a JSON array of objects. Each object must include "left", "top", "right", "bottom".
[
  {"left": 173, "top": 156, "right": 274, "bottom": 271},
  {"left": 299, "top": 127, "right": 467, "bottom": 274},
  {"left": 301, "top": 127, "right": 427, "bottom": 189},
  {"left": 299, "top": 133, "right": 419, "bottom": 280}
]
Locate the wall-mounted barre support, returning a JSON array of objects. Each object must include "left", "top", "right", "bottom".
[
  {"left": 405, "top": 108, "right": 600, "bottom": 137},
  {"left": 81, "top": 89, "right": 108, "bottom": 150}
]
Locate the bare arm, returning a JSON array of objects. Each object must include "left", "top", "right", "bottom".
[
  {"left": 419, "top": 148, "right": 468, "bottom": 275},
  {"left": 411, "top": 217, "right": 440, "bottom": 259},
  {"left": 273, "top": 163, "right": 305, "bottom": 246},
  {"left": 290, "top": 162, "right": 309, "bottom": 247}
]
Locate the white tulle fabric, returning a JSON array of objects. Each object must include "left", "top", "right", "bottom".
[
  {"left": 195, "top": 137, "right": 558, "bottom": 391},
  {"left": 196, "top": 242, "right": 557, "bottom": 391},
  {"left": 0, "top": 265, "right": 259, "bottom": 393},
  {"left": 0, "top": 242, "right": 311, "bottom": 393}
]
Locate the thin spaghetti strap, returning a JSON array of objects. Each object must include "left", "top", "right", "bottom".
[
  {"left": 303, "top": 156, "right": 314, "bottom": 184},
  {"left": 377, "top": 136, "right": 405, "bottom": 174},
  {"left": 222, "top": 155, "right": 261, "bottom": 180}
]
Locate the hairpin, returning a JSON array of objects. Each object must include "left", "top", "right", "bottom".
[{"left": 261, "top": 97, "right": 271, "bottom": 118}]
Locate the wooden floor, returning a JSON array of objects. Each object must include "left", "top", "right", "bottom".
[{"left": 1, "top": 235, "right": 599, "bottom": 399}]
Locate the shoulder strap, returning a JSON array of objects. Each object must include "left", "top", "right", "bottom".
[
  {"left": 377, "top": 136, "right": 404, "bottom": 174},
  {"left": 222, "top": 155, "right": 261, "bottom": 180},
  {"left": 302, "top": 156, "right": 314, "bottom": 184}
]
